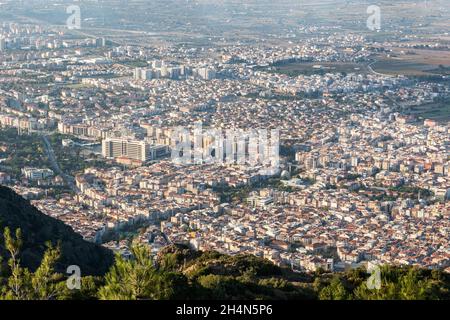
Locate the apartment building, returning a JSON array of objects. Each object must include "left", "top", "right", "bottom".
[{"left": 102, "top": 138, "right": 169, "bottom": 162}]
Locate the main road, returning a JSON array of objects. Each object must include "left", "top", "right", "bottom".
[{"left": 41, "top": 135, "right": 78, "bottom": 192}]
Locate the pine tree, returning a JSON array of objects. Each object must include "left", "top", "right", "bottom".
[
  {"left": 318, "top": 277, "right": 350, "bottom": 300},
  {"left": 31, "top": 242, "right": 64, "bottom": 300},
  {"left": 1, "top": 227, "right": 64, "bottom": 300},
  {"left": 98, "top": 245, "right": 157, "bottom": 300},
  {"left": 1, "top": 227, "right": 32, "bottom": 300}
]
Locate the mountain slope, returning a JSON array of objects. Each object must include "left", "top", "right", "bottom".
[{"left": 0, "top": 186, "right": 113, "bottom": 276}]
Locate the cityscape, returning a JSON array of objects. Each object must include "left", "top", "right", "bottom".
[{"left": 0, "top": 0, "right": 449, "bottom": 305}]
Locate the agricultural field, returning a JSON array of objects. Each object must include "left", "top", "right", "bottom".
[{"left": 372, "top": 48, "right": 450, "bottom": 77}]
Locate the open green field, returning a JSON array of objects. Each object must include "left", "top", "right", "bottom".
[
  {"left": 268, "top": 62, "right": 370, "bottom": 77},
  {"left": 406, "top": 100, "right": 450, "bottom": 123}
]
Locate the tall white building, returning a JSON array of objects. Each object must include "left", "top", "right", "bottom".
[
  {"left": 0, "top": 38, "right": 6, "bottom": 52},
  {"left": 102, "top": 138, "right": 168, "bottom": 162},
  {"left": 133, "top": 68, "right": 153, "bottom": 80},
  {"left": 196, "top": 67, "right": 216, "bottom": 80},
  {"left": 102, "top": 138, "right": 149, "bottom": 161}
]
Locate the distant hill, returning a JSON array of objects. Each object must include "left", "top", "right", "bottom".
[{"left": 0, "top": 186, "right": 113, "bottom": 276}]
